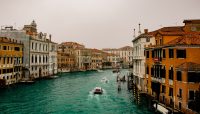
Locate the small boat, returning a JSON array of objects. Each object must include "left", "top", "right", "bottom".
[
  {"left": 101, "top": 77, "right": 109, "bottom": 83},
  {"left": 93, "top": 87, "right": 103, "bottom": 94},
  {"left": 49, "top": 75, "right": 59, "bottom": 79},
  {"left": 97, "top": 69, "right": 103, "bottom": 72},
  {"left": 113, "top": 69, "right": 120, "bottom": 73},
  {"left": 20, "top": 80, "right": 35, "bottom": 84}
]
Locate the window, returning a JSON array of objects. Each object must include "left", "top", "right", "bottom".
[
  {"left": 179, "top": 102, "right": 182, "bottom": 110},
  {"left": 39, "top": 56, "right": 41, "bottom": 63},
  {"left": 3, "top": 57, "right": 6, "bottom": 64},
  {"left": 35, "top": 56, "right": 37, "bottom": 63},
  {"left": 3, "top": 46, "right": 7, "bottom": 50},
  {"left": 146, "top": 37, "right": 150, "bottom": 42},
  {"left": 169, "top": 49, "right": 174, "bottom": 58},
  {"left": 146, "top": 66, "right": 149, "bottom": 74},
  {"left": 39, "top": 43, "right": 41, "bottom": 51},
  {"left": 177, "top": 71, "right": 182, "bottom": 81},
  {"left": 7, "top": 57, "right": 9, "bottom": 64},
  {"left": 189, "top": 90, "right": 195, "bottom": 100},
  {"left": 32, "top": 55, "right": 34, "bottom": 63},
  {"left": 152, "top": 50, "right": 154, "bottom": 58},
  {"left": 188, "top": 72, "right": 200, "bottom": 83},
  {"left": 32, "top": 42, "right": 34, "bottom": 50},
  {"left": 160, "top": 39, "right": 162, "bottom": 45},
  {"left": 176, "top": 49, "right": 186, "bottom": 58},
  {"left": 162, "top": 85, "right": 166, "bottom": 93},
  {"left": 14, "top": 47, "right": 20, "bottom": 51},
  {"left": 169, "top": 67, "right": 174, "bottom": 80},
  {"left": 151, "top": 66, "right": 154, "bottom": 76},
  {"left": 163, "top": 49, "right": 166, "bottom": 58},
  {"left": 169, "top": 87, "right": 173, "bottom": 96},
  {"left": 179, "top": 89, "right": 182, "bottom": 98},
  {"left": 35, "top": 43, "right": 37, "bottom": 50},
  {"left": 161, "top": 66, "right": 166, "bottom": 78},
  {"left": 146, "top": 51, "right": 149, "bottom": 58}
]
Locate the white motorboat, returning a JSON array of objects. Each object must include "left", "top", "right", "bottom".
[
  {"left": 93, "top": 87, "right": 103, "bottom": 94},
  {"left": 97, "top": 69, "right": 103, "bottom": 72}
]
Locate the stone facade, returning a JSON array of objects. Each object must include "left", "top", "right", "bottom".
[
  {"left": 132, "top": 29, "right": 155, "bottom": 92},
  {"left": 102, "top": 46, "right": 133, "bottom": 68}
]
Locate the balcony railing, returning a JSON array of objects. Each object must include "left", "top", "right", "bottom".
[
  {"left": 169, "top": 80, "right": 173, "bottom": 85},
  {"left": 151, "top": 77, "right": 162, "bottom": 83},
  {"left": 161, "top": 78, "right": 165, "bottom": 83}
]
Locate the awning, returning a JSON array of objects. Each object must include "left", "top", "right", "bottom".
[{"left": 154, "top": 103, "right": 169, "bottom": 114}]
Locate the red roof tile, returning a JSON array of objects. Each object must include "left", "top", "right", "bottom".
[{"left": 166, "top": 34, "right": 200, "bottom": 45}]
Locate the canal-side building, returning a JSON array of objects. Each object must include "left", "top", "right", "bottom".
[
  {"left": 48, "top": 37, "right": 58, "bottom": 75},
  {"left": 107, "top": 53, "right": 121, "bottom": 68},
  {"left": 91, "top": 49, "right": 103, "bottom": 70},
  {"left": 0, "top": 20, "right": 57, "bottom": 79},
  {"left": 0, "top": 26, "right": 30, "bottom": 79},
  {"left": 57, "top": 42, "right": 84, "bottom": 72},
  {"left": 132, "top": 29, "right": 155, "bottom": 92},
  {"left": 0, "top": 37, "right": 23, "bottom": 85},
  {"left": 24, "top": 22, "right": 50, "bottom": 79},
  {"left": 145, "top": 19, "right": 200, "bottom": 114},
  {"left": 75, "top": 48, "right": 92, "bottom": 71},
  {"left": 102, "top": 46, "right": 133, "bottom": 68}
]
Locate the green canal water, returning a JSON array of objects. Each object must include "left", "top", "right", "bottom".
[{"left": 0, "top": 70, "right": 153, "bottom": 114}]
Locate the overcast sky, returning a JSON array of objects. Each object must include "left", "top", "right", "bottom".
[{"left": 0, "top": 0, "right": 200, "bottom": 49}]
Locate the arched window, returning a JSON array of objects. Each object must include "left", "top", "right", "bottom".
[
  {"left": 32, "top": 55, "right": 34, "bottom": 63},
  {"left": 35, "top": 55, "right": 37, "bottom": 63},
  {"left": 39, "top": 56, "right": 41, "bottom": 63}
]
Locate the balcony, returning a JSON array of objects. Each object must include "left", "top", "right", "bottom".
[
  {"left": 151, "top": 77, "right": 162, "bottom": 83},
  {"left": 153, "top": 57, "right": 162, "bottom": 64},
  {"left": 161, "top": 78, "right": 165, "bottom": 84}
]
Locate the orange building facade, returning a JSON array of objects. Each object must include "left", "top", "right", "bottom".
[
  {"left": 0, "top": 37, "right": 24, "bottom": 86},
  {"left": 145, "top": 20, "right": 200, "bottom": 114}
]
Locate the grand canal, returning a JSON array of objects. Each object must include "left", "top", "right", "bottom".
[{"left": 0, "top": 70, "right": 152, "bottom": 114}]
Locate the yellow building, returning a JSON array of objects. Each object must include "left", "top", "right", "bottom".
[
  {"left": 0, "top": 37, "right": 23, "bottom": 86},
  {"left": 57, "top": 42, "right": 84, "bottom": 72},
  {"left": 91, "top": 49, "right": 103, "bottom": 70},
  {"left": 145, "top": 19, "right": 200, "bottom": 114}
]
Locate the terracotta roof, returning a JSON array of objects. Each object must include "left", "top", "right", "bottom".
[
  {"left": 61, "top": 42, "right": 84, "bottom": 46},
  {"left": 183, "top": 19, "right": 200, "bottom": 24},
  {"left": 157, "top": 26, "right": 185, "bottom": 36},
  {"left": 166, "top": 34, "right": 200, "bottom": 45},
  {"left": 176, "top": 62, "right": 200, "bottom": 71}
]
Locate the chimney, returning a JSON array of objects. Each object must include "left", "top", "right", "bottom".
[
  {"left": 144, "top": 29, "right": 148, "bottom": 34},
  {"left": 49, "top": 34, "right": 52, "bottom": 41}
]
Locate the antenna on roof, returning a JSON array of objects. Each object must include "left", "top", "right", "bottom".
[
  {"left": 133, "top": 28, "right": 136, "bottom": 38},
  {"left": 138, "top": 23, "right": 141, "bottom": 35}
]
